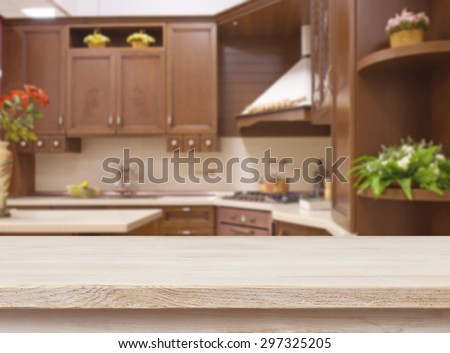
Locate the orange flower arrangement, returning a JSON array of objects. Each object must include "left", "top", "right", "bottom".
[{"left": 0, "top": 84, "right": 49, "bottom": 142}]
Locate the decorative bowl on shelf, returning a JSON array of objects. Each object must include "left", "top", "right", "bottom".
[
  {"left": 67, "top": 181, "right": 101, "bottom": 199},
  {"left": 83, "top": 29, "right": 110, "bottom": 49},
  {"left": 386, "top": 8, "right": 430, "bottom": 48},
  {"left": 126, "top": 30, "right": 156, "bottom": 48}
]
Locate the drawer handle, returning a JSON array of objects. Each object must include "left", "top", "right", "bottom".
[
  {"left": 230, "top": 228, "right": 255, "bottom": 236},
  {"left": 180, "top": 230, "right": 192, "bottom": 235},
  {"left": 240, "top": 215, "right": 247, "bottom": 223},
  {"left": 182, "top": 207, "right": 192, "bottom": 212}
]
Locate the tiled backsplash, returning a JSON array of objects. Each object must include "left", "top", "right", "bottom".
[{"left": 36, "top": 137, "right": 331, "bottom": 192}]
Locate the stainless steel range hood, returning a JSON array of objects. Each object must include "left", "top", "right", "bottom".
[{"left": 240, "top": 25, "right": 312, "bottom": 116}]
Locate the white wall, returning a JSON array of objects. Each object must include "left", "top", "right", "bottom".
[
  {"left": 36, "top": 137, "right": 331, "bottom": 192},
  {"left": 53, "top": 0, "right": 247, "bottom": 16}
]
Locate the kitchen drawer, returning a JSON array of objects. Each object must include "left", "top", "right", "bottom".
[
  {"left": 161, "top": 227, "right": 215, "bottom": 236},
  {"left": 161, "top": 207, "right": 215, "bottom": 228},
  {"left": 218, "top": 224, "right": 271, "bottom": 236},
  {"left": 217, "top": 207, "right": 272, "bottom": 230},
  {"left": 273, "top": 221, "right": 331, "bottom": 236}
]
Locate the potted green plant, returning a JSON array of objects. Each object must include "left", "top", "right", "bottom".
[
  {"left": 126, "top": 30, "right": 156, "bottom": 48},
  {"left": 386, "top": 8, "right": 430, "bottom": 48},
  {"left": 84, "top": 29, "right": 111, "bottom": 48},
  {"left": 351, "top": 138, "right": 450, "bottom": 200},
  {"left": 0, "top": 85, "right": 49, "bottom": 217}
]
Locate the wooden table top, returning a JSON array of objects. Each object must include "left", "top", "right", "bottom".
[{"left": 0, "top": 236, "right": 449, "bottom": 309}]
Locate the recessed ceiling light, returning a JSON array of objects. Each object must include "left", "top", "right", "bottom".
[{"left": 21, "top": 8, "right": 57, "bottom": 19}]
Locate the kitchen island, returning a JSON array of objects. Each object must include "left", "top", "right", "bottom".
[
  {"left": 0, "top": 236, "right": 449, "bottom": 332},
  {"left": 0, "top": 209, "right": 162, "bottom": 235}
]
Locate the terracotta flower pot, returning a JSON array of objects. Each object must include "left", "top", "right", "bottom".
[
  {"left": 390, "top": 29, "right": 425, "bottom": 48},
  {"left": 0, "top": 141, "right": 13, "bottom": 218}
]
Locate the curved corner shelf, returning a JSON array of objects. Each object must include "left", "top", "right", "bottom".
[
  {"left": 358, "top": 40, "right": 450, "bottom": 72},
  {"left": 358, "top": 188, "right": 450, "bottom": 202}
]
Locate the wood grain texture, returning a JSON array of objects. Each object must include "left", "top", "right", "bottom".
[
  {"left": 0, "top": 237, "right": 450, "bottom": 309},
  {"left": 2, "top": 309, "right": 450, "bottom": 333}
]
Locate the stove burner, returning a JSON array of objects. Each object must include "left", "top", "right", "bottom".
[{"left": 224, "top": 191, "right": 313, "bottom": 204}]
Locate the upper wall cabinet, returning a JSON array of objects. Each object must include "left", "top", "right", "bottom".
[
  {"left": 20, "top": 26, "right": 66, "bottom": 135},
  {"left": 167, "top": 23, "right": 218, "bottom": 134},
  {"left": 67, "top": 49, "right": 165, "bottom": 136}
]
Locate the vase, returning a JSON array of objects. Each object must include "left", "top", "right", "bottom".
[
  {"left": 131, "top": 41, "right": 149, "bottom": 48},
  {"left": 0, "top": 141, "right": 13, "bottom": 218},
  {"left": 390, "top": 29, "right": 425, "bottom": 48}
]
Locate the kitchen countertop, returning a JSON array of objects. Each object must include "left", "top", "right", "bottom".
[
  {"left": 0, "top": 236, "right": 449, "bottom": 309},
  {"left": 7, "top": 195, "right": 350, "bottom": 236},
  {"left": 0, "top": 209, "right": 162, "bottom": 234}
]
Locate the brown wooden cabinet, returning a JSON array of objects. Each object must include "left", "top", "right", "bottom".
[
  {"left": 216, "top": 207, "right": 272, "bottom": 236},
  {"left": 67, "top": 49, "right": 165, "bottom": 136},
  {"left": 117, "top": 51, "right": 165, "bottom": 135},
  {"left": 167, "top": 23, "right": 218, "bottom": 135},
  {"left": 22, "top": 26, "right": 66, "bottom": 135},
  {"left": 160, "top": 206, "right": 215, "bottom": 236},
  {"left": 273, "top": 221, "right": 331, "bottom": 236}
]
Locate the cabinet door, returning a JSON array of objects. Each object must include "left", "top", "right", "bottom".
[
  {"left": 331, "top": 0, "right": 355, "bottom": 232},
  {"left": 67, "top": 51, "right": 116, "bottom": 136},
  {"left": 116, "top": 51, "right": 165, "bottom": 135},
  {"left": 22, "top": 26, "right": 65, "bottom": 135},
  {"left": 167, "top": 23, "right": 217, "bottom": 134},
  {"left": 311, "top": 0, "right": 334, "bottom": 125}
]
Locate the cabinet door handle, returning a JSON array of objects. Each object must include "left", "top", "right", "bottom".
[
  {"left": 19, "top": 141, "right": 27, "bottom": 147},
  {"left": 188, "top": 139, "right": 195, "bottom": 147},
  {"left": 167, "top": 115, "right": 172, "bottom": 126},
  {"left": 205, "top": 139, "right": 212, "bottom": 147},
  {"left": 230, "top": 227, "right": 255, "bottom": 236},
  {"left": 117, "top": 116, "right": 122, "bottom": 126},
  {"left": 171, "top": 139, "right": 179, "bottom": 147},
  {"left": 108, "top": 116, "right": 113, "bottom": 126},
  {"left": 58, "top": 116, "right": 64, "bottom": 126},
  {"left": 36, "top": 140, "right": 44, "bottom": 148},
  {"left": 182, "top": 207, "right": 192, "bottom": 213},
  {"left": 53, "top": 140, "right": 61, "bottom": 148}
]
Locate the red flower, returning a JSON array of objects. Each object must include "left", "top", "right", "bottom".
[
  {"left": 9, "top": 89, "right": 30, "bottom": 109},
  {"left": 25, "top": 84, "right": 50, "bottom": 108}
]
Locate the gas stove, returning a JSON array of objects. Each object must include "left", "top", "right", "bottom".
[{"left": 224, "top": 191, "right": 314, "bottom": 204}]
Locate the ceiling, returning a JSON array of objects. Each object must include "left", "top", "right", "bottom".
[{"left": 0, "top": 0, "right": 249, "bottom": 18}]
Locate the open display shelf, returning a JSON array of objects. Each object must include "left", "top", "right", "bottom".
[
  {"left": 358, "top": 188, "right": 450, "bottom": 202},
  {"left": 69, "top": 24, "right": 165, "bottom": 49},
  {"left": 358, "top": 40, "right": 450, "bottom": 72}
]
